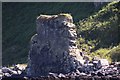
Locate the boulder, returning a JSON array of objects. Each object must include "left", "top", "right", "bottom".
[
  {"left": 48, "top": 72, "right": 59, "bottom": 79},
  {"left": 97, "top": 59, "right": 109, "bottom": 69},
  {"left": 58, "top": 73, "right": 66, "bottom": 78}
]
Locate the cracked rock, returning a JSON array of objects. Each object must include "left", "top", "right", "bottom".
[{"left": 27, "top": 14, "right": 83, "bottom": 77}]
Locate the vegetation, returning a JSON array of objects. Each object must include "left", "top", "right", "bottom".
[
  {"left": 76, "top": 1, "right": 119, "bottom": 62},
  {"left": 58, "top": 13, "right": 72, "bottom": 18},
  {"left": 2, "top": 1, "right": 119, "bottom": 66},
  {"left": 109, "top": 44, "right": 120, "bottom": 62}
]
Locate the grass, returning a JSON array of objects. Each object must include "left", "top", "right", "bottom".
[
  {"left": 76, "top": 1, "right": 119, "bottom": 62},
  {"left": 109, "top": 44, "right": 120, "bottom": 62}
]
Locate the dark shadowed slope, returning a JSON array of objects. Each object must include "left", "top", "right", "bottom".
[{"left": 2, "top": 2, "right": 106, "bottom": 65}]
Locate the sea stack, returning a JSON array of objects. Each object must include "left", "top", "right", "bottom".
[{"left": 27, "top": 14, "right": 83, "bottom": 77}]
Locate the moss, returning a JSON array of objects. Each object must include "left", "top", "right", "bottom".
[
  {"left": 109, "top": 45, "right": 120, "bottom": 62},
  {"left": 58, "top": 13, "right": 72, "bottom": 19},
  {"left": 37, "top": 13, "right": 72, "bottom": 20},
  {"left": 37, "top": 15, "right": 52, "bottom": 20},
  {"left": 89, "top": 48, "right": 111, "bottom": 62}
]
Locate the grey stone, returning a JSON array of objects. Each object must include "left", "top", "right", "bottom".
[
  {"left": 58, "top": 73, "right": 66, "bottom": 78},
  {"left": 97, "top": 72, "right": 105, "bottom": 76},
  {"left": 27, "top": 14, "right": 83, "bottom": 77},
  {"left": 97, "top": 59, "right": 109, "bottom": 69},
  {"left": 48, "top": 72, "right": 58, "bottom": 79},
  {"left": 2, "top": 67, "right": 13, "bottom": 74}
]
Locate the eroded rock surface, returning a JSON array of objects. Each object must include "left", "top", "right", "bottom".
[{"left": 27, "top": 14, "right": 83, "bottom": 77}]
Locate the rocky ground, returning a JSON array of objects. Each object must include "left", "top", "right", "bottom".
[{"left": 1, "top": 60, "right": 120, "bottom": 80}]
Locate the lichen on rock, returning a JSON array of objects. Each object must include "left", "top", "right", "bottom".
[{"left": 27, "top": 13, "right": 83, "bottom": 77}]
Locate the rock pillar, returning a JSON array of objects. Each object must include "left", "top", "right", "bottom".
[{"left": 27, "top": 14, "right": 82, "bottom": 77}]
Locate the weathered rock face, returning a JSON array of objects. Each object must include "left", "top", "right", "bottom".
[{"left": 27, "top": 14, "right": 83, "bottom": 77}]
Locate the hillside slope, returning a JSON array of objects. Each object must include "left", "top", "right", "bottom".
[
  {"left": 109, "top": 44, "right": 120, "bottom": 62},
  {"left": 3, "top": 2, "right": 105, "bottom": 66},
  {"left": 76, "top": 1, "right": 120, "bottom": 61}
]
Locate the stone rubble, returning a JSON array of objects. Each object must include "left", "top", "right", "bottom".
[
  {"left": 1, "top": 60, "right": 120, "bottom": 79},
  {"left": 0, "top": 64, "right": 27, "bottom": 79}
]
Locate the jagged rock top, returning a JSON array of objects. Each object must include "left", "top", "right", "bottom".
[{"left": 36, "top": 13, "right": 73, "bottom": 24}]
